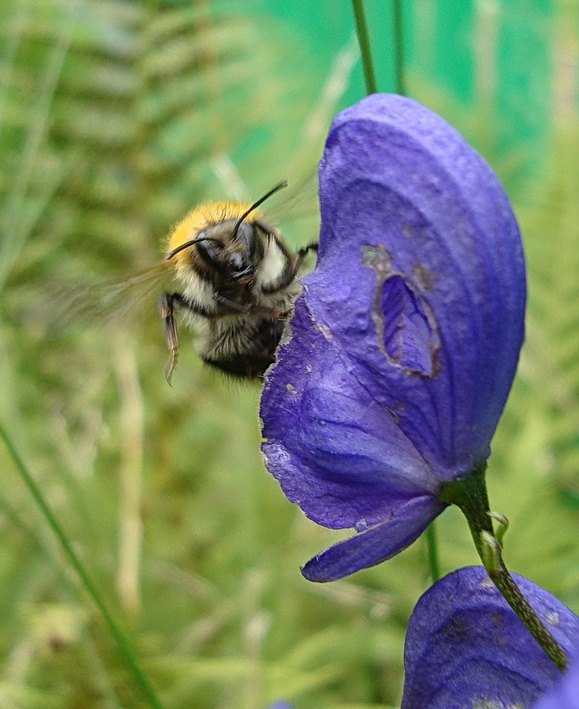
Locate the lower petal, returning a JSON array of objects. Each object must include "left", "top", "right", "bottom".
[{"left": 301, "top": 495, "right": 444, "bottom": 582}]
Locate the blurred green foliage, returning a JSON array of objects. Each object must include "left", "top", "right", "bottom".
[{"left": 0, "top": 0, "right": 578, "bottom": 707}]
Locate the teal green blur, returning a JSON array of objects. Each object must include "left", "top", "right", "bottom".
[{"left": 0, "top": 1, "right": 577, "bottom": 707}]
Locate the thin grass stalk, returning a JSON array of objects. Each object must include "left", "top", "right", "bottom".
[
  {"left": 351, "top": 0, "right": 378, "bottom": 94},
  {"left": 393, "top": 0, "right": 406, "bottom": 95},
  {"left": 114, "top": 340, "right": 145, "bottom": 617},
  {"left": 0, "top": 423, "right": 165, "bottom": 709},
  {"left": 425, "top": 522, "right": 441, "bottom": 582}
]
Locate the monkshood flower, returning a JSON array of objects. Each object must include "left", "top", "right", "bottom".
[
  {"left": 401, "top": 566, "right": 579, "bottom": 709},
  {"left": 260, "top": 93, "right": 526, "bottom": 582}
]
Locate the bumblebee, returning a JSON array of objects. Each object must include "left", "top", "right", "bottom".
[{"left": 160, "top": 182, "right": 317, "bottom": 382}]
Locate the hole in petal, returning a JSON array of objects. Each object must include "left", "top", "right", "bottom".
[
  {"left": 380, "top": 275, "right": 437, "bottom": 375},
  {"left": 362, "top": 244, "right": 440, "bottom": 376}
]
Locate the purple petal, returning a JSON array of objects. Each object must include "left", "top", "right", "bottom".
[
  {"left": 301, "top": 495, "right": 442, "bottom": 582},
  {"left": 262, "top": 299, "right": 445, "bottom": 581},
  {"left": 305, "top": 93, "right": 526, "bottom": 478},
  {"left": 262, "top": 299, "right": 445, "bottom": 532},
  {"left": 402, "top": 567, "right": 579, "bottom": 709}
]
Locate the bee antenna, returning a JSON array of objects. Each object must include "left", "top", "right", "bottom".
[
  {"left": 166, "top": 236, "right": 220, "bottom": 261},
  {"left": 232, "top": 181, "right": 288, "bottom": 239}
]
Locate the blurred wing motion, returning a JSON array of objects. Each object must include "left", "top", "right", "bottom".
[
  {"left": 266, "top": 169, "right": 319, "bottom": 221},
  {"left": 51, "top": 261, "right": 171, "bottom": 331}
]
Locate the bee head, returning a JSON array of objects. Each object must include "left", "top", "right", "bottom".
[
  {"left": 195, "top": 220, "right": 261, "bottom": 286},
  {"left": 165, "top": 181, "right": 288, "bottom": 287}
]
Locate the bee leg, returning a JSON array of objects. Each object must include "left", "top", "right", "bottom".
[
  {"left": 159, "top": 293, "right": 180, "bottom": 384},
  {"left": 296, "top": 241, "right": 318, "bottom": 262},
  {"left": 290, "top": 240, "right": 319, "bottom": 278},
  {"left": 213, "top": 294, "right": 250, "bottom": 314},
  {"left": 159, "top": 292, "right": 216, "bottom": 383},
  {"left": 261, "top": 241, "right": 318, "bottom": 296},
  {"left": 213, "top": 293, "right": 287, "bottom": 322}
]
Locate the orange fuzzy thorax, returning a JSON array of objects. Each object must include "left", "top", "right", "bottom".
[{"left": 165, "top": 201, "right": 264, "bottom": 265}]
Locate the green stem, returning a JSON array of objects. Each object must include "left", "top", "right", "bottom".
[
  {"left": 425, "top": 521, "right": 441, "bottom": 582},
  {"left": 392, "top": 0, "right": 406, "bottom": 95},
  {"left": 440, "top": 462, "right": 568, "bottom": 672},
  {"left": 352, "top": 0, "right": 378, "bottom": 94},
  {"left": 0, "top": 423, "right": 165, "bottom": 709}
]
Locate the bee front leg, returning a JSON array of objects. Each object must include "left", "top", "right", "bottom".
[
  {"left": 213, "top": 294, "right": 250, "bottom": 314},
  {"left": 261, "top": 241, "right": 318, "bottom": 296},
  {"left": 159, "top": 293, "right": 180, "bottom": 384},
  {"left": 159, "top": 292, "right": 215, "bottom": 383},
  {"left": 296, "top": 241, "right": 318, "bottom": 262}
]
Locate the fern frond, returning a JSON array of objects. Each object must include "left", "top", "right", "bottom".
[{"left": 514, "top": 121, "right": 579, "bottom": 494}]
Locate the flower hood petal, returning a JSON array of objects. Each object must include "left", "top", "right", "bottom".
[
  {"left": 261, "top": 299, "right": 445, "bottom": 579},
  {"left": 305, "top": 93, "right": 526, "bottom": 478}
]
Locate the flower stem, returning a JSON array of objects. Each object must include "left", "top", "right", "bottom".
[
  {"left": 440, "top": 463, "right": 568, "bottom": 672},
  {"left": 392, "top": 0, "right": 406, "bottom": 95},
  {"left": 0, "top": 423, "right": 165, "bottom": 709},
  {"left": 351, "top": 0, "right": 378, "bottom": 95},
  {"left": 425, "top": 521, "right": 441, "bottom": 582}
]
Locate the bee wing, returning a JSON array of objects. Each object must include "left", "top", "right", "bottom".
[
  {"left": 266, "top": 169, "right": 319, "bottom": 223},
  {"left": 50, "top": 261, "right": 171, "bottom": 331},
  {"left": 263, "top": 169, "right": 320, "bottom": 248},
  {"left": 262, "top": 33, "right": 358, "bottom": 233}
]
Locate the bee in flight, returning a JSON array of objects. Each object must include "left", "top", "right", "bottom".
[{"left": 159, "top": 181, "right": 317, "bottom": 382}]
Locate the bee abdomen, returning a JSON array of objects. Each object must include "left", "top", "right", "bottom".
[{"left": 202, "top": 318, "right": 286, "bottom": 379}]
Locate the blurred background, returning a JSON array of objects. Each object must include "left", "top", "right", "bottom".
[{"left": 0, "top": 0, "right": 578, "bottom": 707}]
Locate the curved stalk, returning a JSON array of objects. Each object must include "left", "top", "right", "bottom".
[{"left": 440, "top": 462, "right": 568, "bottom": 672}]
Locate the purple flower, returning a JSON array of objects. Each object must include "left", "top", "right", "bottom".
[
  {"left": 401, "top": 566, "right": 579, "bottom": 708},
  {"left": 260, "top": 94, "right": 526, "bottom": 581}
]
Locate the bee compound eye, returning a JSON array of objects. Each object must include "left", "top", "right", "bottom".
[
  {"left": 229, "top": 253, "right": 244, "bottom": 271},
  {"left": 195, "top": 238, "right": 223, "bottom": 269}
]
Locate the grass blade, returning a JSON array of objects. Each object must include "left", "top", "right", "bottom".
[{"left": 0, "top": 422, "right": 165, "bottom": 709}]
